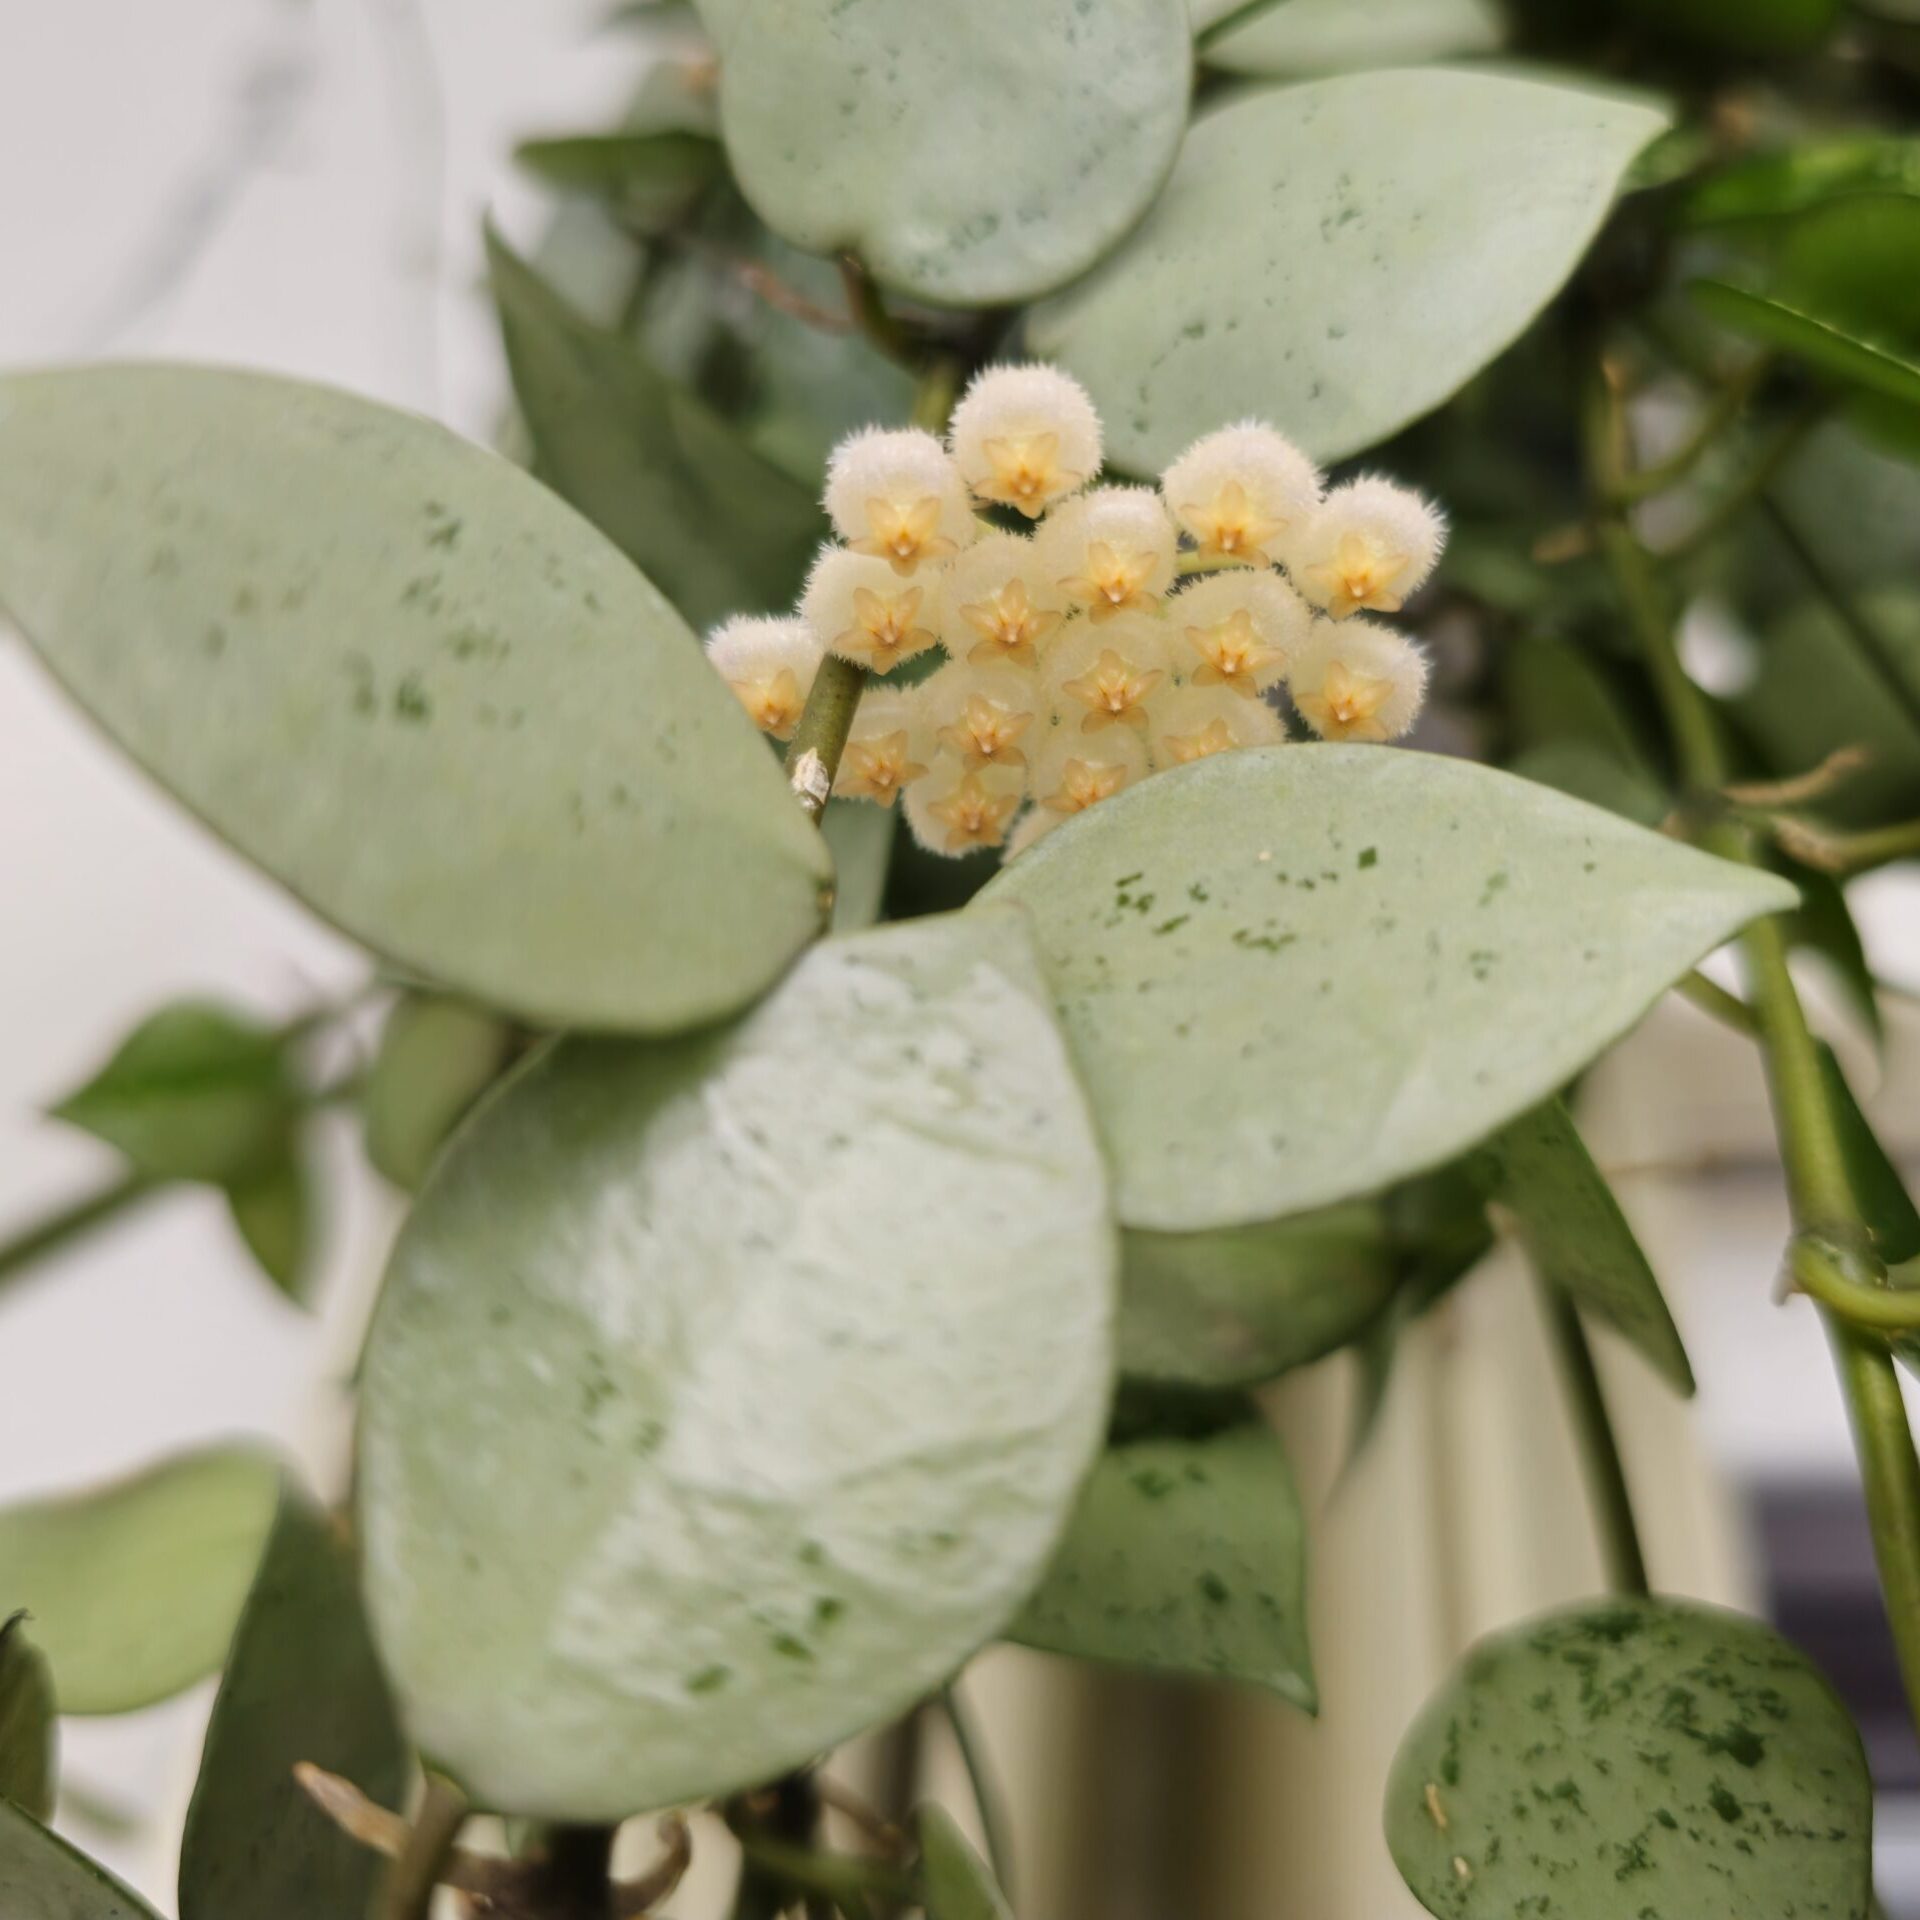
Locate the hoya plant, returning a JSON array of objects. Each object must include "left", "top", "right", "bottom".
[{"left": 4, "top": 0, "right": 1920, "bottom": 1914}]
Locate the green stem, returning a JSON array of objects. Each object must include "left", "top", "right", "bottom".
[
  {"left": 1674, "top": 969, "right": 1759, "bottom": 1035},
  {"left": 373, "top": 1774, "right": 468, "bottom": 1920},
  {"left": 939, "top": 1682, "right": 1014, "bottom": 1897},
  {"left": 1537, "top": 1281, "right": 1651, "bottom": 1596},
  {"left": 1791, "top": 1237, "right": 1920, "bottom": 1330},
  {"left": 1655, "top": 399, "right": 1822, "bottom": 562},
  {"left": 910, "top": 355, "right": 963, "bottom": 436},
  {"left": 1770, "top": 812, "right": 1920, "bottom": 879},
  {"left": 1608, "top": 354, "right": 1771, "bottom": 505},
  {"left": 0, "top": 1173, "right": 159, "bottom": 1295}
]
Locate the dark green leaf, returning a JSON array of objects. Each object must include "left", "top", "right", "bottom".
[
  {"left": 1471, "top": 1100, "right": 1694, "bottom": 1395},
  {"left": 1618, "top": 0, "right": 1840, "bottom": 52},
  {"left": 917, "top": 1805, "right": 1012, "bottom": 1920},
  {"left": 51, "top": 1004, "right": 292, "bottom": 1187},
  {"left": 1788, "top": 869, "right": 1883, "bottom": 1048},
  {"left": 1684, "top": 141, "right": 1920, "bottom": 227},
  {"left": 0, "top": 1615, "right": 54, "bottom": 1822},
  {"left": 1820, "top": 1045, "right": 1920, "bottom": 1264},
  {"left": 488, "top": 227, "right": 823, "bottom": 629},
  {"left": 1692, "top": 280, "right": 1920, "bottom": 410},
  {"left": 0, "top": 1800, "right": 162, "bottom": 1919},
  {"left": 358, "top": 908, "right": 1116, "bottom": 1818},
  {"left": 0, "top": 1450, "right": 279, "bottom": 1714},
  {"left": 1386, "top": 1599, "right": 1872, "bottom": 1918},
  {"left": 179, "top": 1490, "right": 408, "bottom": 1920},
  {"left": 1776, "top": 195, "right": 1920, "bottom": 345},
  {"left": 1118, "top": 1204, "right": 1397, "bottom": 1388},
  {"left": 363, "top": 996, "right": 516, "bottom": 1193},
  {"left": 1011, "top": 1412, "right": 1314, "bottom": 1709},
  {"left": 0, "top": 363, "right": 832, "bottom": 1034},
  {"left": 225, "top": 1155, "right": 314, "bottom": 1303},
  {"left": 514, "top": 131, "right": 721, "bottom": 230}
]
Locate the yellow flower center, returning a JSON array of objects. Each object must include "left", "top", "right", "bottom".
[
  {"left": 937, "top": 694, "right": 1033, "bottom": 770},
  {"left": 959, "top": 580, "right": 1062, "bottom": 669},
  {"left": 1298, "top": 659, "right": 1392, "bottom": 743},
  {"left": 836, "top": 585, "right": 935, "bottom": 669},
  {"left": 1062, "top": 541, "right": 1160, "bottom": 621},
  {"left": 1043, "top": 757, "right": 1127, "bottom": 815},
  {"left": 1304, "top": 531, "right": 1408, "bottom": 619},
  {"left": 977, "top": 433, "right": 1079, "bottom": 518},
  {"left": 1059, "top": 648, "right": 1163, "bottom": 734},
  {"left": 853, "top": 496, "right": 958, "bottom": 576},
  {"left": 839, "top": 730, "right": 926, "bottom": 804},
  {"left": 1185, "top": 611, "right": 1283, "bottom": 697},
  {"left": 1180, "top": 481, "right": 1287, "bottom": 568},
  {"left": 1161, "top": 717, "right": 1238, "bottom": 765},
  {"left": 727, "top": 668, "right": 805, "bottom": 740},
  {"left": 926, "top": 772, "right": 1020, "bottom": 852}
]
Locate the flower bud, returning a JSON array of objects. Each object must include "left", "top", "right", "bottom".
[
  {"left": 1162, "top": 422, "right": 1322, "bottom": 567},
  {"left": 903, "top": 756, "right": 1025, "bottom": 857},
  {"left": 921, "top": 659, "right": 1042, "bottom": 774},
  {"left": 834, "top": 688, "right": 930, "bottom": 806},
  {"left": 947, "top": 363, "right": 1102, "bottom": 520},
  {"left": 1149, "top": 683, "right": 1284, "bottom": 769},
  {"left": 1170, "top": 571, "right": 1310, "bottom": 697},
  {"left": 1038, "top": 487, "right": 1177, "bottom": 620},
  {"left": 937, "top": 531, "right": 1068, "bottom": 670},
  {"left": 1047, "top": 613, "right": 1173, "bottom": 738},
  {"left": 1032, "top": 721, "right": 1150, "bottom": 819},
  {"left": 823, "top": 426, "right": 976, "bottom": 575},
  {"left": 1289, "top": 617, "right": 1429, "bottom": 743},
  {"left": 1289, "top": 476, "right": 1445, "bottom": 619},
  {"left": 704, "top": 615, "right": 825, "bottom": 741},
  {"left": 802, "top": 546, "right": 940, "bottom": 672}
]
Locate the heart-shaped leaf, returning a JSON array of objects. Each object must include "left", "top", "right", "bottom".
[
  {"left": 917, "top": 1806, "right": 1013, "bottom": 1920},
  {"left": 1118, "top": 1204, "right": 1396, "bottom": 1388},
  {"left": 488, "top": 230, "right": 825, "bottom": 628},
  {"left": 358, "top": 908, "right": 1116, "bottom": 1818},
  {"left": 1694, "top": 280, "right": 1920, "bottom": 410},
  {"left": 1386, "top": 1599, "right": 1872, "bottom": 1919},
  {"left": 0, "top": 364, "right": 832, "bottom": 1033},
  {"left": 1029, "top": 69, "right": 1668, "bottom": 468},
  {"left": 979, "top": 747, "right": 1796, "bottom": 1232},
  {"left": 0, "top": 1801, "right": 162, "bottom": 1919},
  {"left": 1011, "top": 1410, "right": 1313, "bottom": 1708},
  {"left": 1201, "top": 0, "right": 1504, "bottom": 76},
  {"left": 0, "top": 1615, "right": 54, "bottom": 1822},
  {"left": 1471, "top": 1100, "right": 1694, "bottom": 1395},
  {"left": 179, "top": 1488, "right": 409, "bottom": 1920},
  {"left": 0, "top": 1449, "right": 279, "bottom": 1715},
  {"left": 717, "top": 0, "right": 1191, "bottom": 306}
]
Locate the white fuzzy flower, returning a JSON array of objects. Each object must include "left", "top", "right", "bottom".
[
  {"left": 903, "top": 755, "right": 1025, "bottom": 857},
  {"left": 1148, "top": 683, "right": 1284, "bottom": 770},
  {"left": 822, "top": 426, "right": 976, "bottom": 575},
  {"left": 1039, "top": 487, "right": 1178, "bottom": 620},
  {"left": 947, "top": 364, "right": 1102, "bottom": 520},
  {"left": 921, "top": 659, "right": 1043, "bottom": 775},
  {"left": 935, "top": 531, "right": 1069, "bottom": 669},
  {"left": 1032, "top": 721, "right": 1150, "bottom": 818},
  {"left": 1289, "top": 617, "right": 1429, "bottom": 743},
  {"left": 1046, "top": 614, "right": 1173, "bottom": 738},
  {"left": 834, "top": 688, "right": 929, "bottom": 806},
  {"left": 1169, "top": 571, "right": 1310, "bottom": 697},
  {"left": 1288, "top": 476, "right": 1446, "bottom": 619},
  {"left": 704, "top": 615, "right": 825, "bottom": 741},
  {"left": 801, "top": 546, "right": 941, "bottom": 673},
  {"left": 1162, "top": 422, "right": 1323, "bottom": 567}
]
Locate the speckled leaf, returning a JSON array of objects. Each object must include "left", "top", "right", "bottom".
[
  {"left": 1011, "top": 1413, "right": 1313, "bottom": 1709},
  {"left": 1028, "top": 70, "right": 1668, "bottom": 468},
  {"left": 978, "top": 747, "right": 1797, "bottom": 1233},
  {"left": 1694, "top": 280, "right": 1920, "bottom": 410},
  {"left": 0, "top": 1801, "right": 162, "bottom": 1920},
  {"left": 1471, "top": 1101, "right": 1694, "bottom": 1395},
  {"left": 1118, "top": 1204, "right": 1397, "bottom": 1388},
  {"left": 358, "top": 907, "right": 1116, "bottom": 1818},
  {"left": 0, "top": 364, "right": 832, "bottom": 1033},
  {"left": 1386, "top": 1599, "right": 1872, "bottom": 1919},
  {"left": 1202, "top": 0, "right": 1504, "bottom": 76},
  {"left": 822, "top": 803, "right": 896, "bottom": 934},
  {"left": 718, "top": 0, "right": 1191, "bottom": 307},
  {"left": 0, "top": 1616, "right": 54, "bottom": 1822},
  {"left": 363, "top": 996, "right": 516, "bottom": 1193},
  {"left": 179, "top": 1489, "right": 408, "bottom": 1920},
  {"left": 488, "top": 229, "right": 825, "bottom": 628},
  {"left": 918, "top": 1805, "right": 1013, "bottom": 1920},
  {"left": 0, "top": 1450, "right": 279, "bottom": 1715}
]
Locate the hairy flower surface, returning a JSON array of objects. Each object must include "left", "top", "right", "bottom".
[
  {"left": 924, "top": 661, "right": 1040, "bottom": 773},
  {"left": 1033, "top": 723, "right": 1150, "bottom": 817},
  {"left": 704, "top": 615, "right": 825, "bottom": 741},
  {"left": 1049, "top": 616, "right": 1171, "bottom": 736},
  {"left": 948, "top": 364, "right": 1102, "bottom": 519},
  {"left": 823, "top": 426, "right": 975, "bottom": 575},
  {"left": 1290, "top": 477, "right": 1446, "bottom": 619},
  {"left": 835, "top": 689, "right": 928, "bottom": 805},
  {"left": 1290, "top": 618, "right": 1429, "bottom": 742},
  {"left": 1162, "top": 422, "right": 1322, "bottom": 567},
  {"left": 905, "top": 758, "right": 1024, "bottom": 855},
  {"left": 1150, "top": 684, "right": 1285, "bottom": 767},
  {"left": 1041, "top": 488, "right": 1177, "bottom": 620},
  {"left": 803, "top": 548, "right": 940, "bottom": 671},
  {"left": 940, "top": 533, "right": 1068, "bottom": 669},
  {"left": 1171, "top": 571, "right": 1310, "bottom": 696}
]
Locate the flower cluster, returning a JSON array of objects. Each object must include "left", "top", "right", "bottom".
[{"left": 703, "top": 365, "right": 1446, "bottom": 860}]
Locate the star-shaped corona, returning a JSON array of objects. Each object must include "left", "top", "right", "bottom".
[{"left": 922, "top": 769, "right": 1021, "bottom": 853}]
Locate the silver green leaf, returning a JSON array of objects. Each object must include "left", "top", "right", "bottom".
[
  {"left": 917, "top": 1805, "right": 1013, "bottom": 1920},
  {"left": 822, "top": 802, "right": 896, "bottom": 933},
  {"left": 358, "top": 907, "right": 1116, "bottom": 1818},
  {"left": 0, "top": 1801, "right": 162, "bottom": 1920},
  {"left": 1011, "top": 1414, "right": 1313, "bottom": 1709},
  {"left": 717, "top": 0, "right": 1192, "bottom": 306},
  {"left": 1118, "top": 1204, "right": 1396, "bottom": 1388},
  {"left": 1386, "top": 1599, "right": 1872, "bottom": 1918},
  {"left": 1029, "top": 69, "right": 1668, "bottom": 468},
  {"left": 1202, "top": 0, "right": 1504, "bottom": 76},
  {"left": 1471, "top": 1101, "right": 1694, "bottom": 1396},
  {"left": 179, "top": 1489, "right": 408, "bottom": 1920},
  {"left": 0, "top": 364, "right": 832, "bottom": 1033},
  {"left": 0, "top": 1450, "right": 279, "bottom": 1715},
  {"left": 0, "top": 1615, "right": 54, "bottom": 1822},
  {"left": 979, "top": 747, "right": 1796, "bottom": 1232}
]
